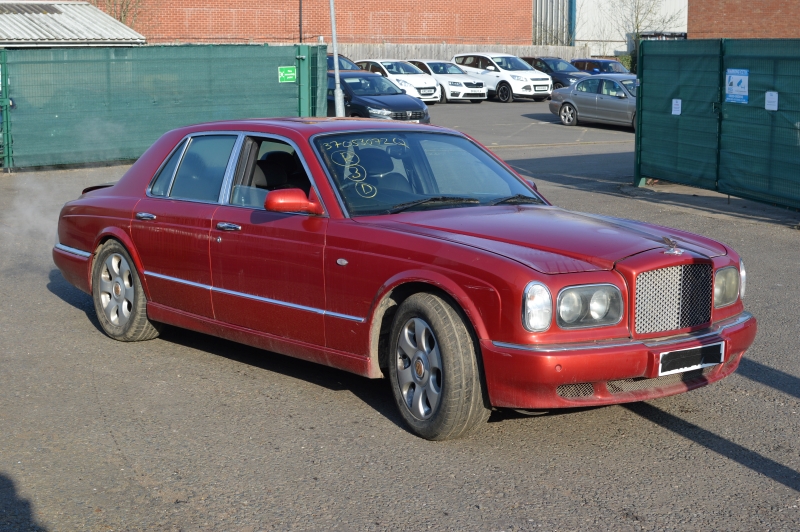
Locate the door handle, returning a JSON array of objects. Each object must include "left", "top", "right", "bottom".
[
  {"left": 135, "top": 212, "right": 156, "bottom": 221},
  {"left": 216, "top": 222, "right": 241, "bottom": 231}
]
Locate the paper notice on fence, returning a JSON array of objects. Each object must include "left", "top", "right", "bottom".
[
  {"left": 765, "top": 91, "right": 778, "bottom": 111},
  {"left": 672, "top": 99, "right": 682, "bottom": 115},
  {"left": 725, "top": 69, "right": 749, "bottom": 104}
]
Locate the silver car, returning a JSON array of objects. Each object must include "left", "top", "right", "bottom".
[{"left": 549, "top": 74, "right": 637, "bottom": 130}]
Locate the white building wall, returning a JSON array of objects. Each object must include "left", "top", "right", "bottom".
[{"left": 574, "top": 0, "right": 687, "bottom": 57}]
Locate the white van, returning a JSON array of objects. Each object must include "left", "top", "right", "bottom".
[{"left": 452, "top": 53, "right": 552, "bottom": 102}]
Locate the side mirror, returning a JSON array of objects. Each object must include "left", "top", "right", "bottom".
[
  {"left": 524, "top": 178, "right": 538, "bottom": 191},
  {"left": 400, "top": 89, "right": 406, "bottom": 94},
  {"left": 486, "top": 65, "right": 496, "bottom": 71},
  {"left": 265, "top": 188, "right": 324, "bottom": 216},
  {"left": 344, "top": 94, "right": 352, "bottom": 102},
  {"left": 616, "top": 93, "right": 627, "bottom": 99},
  {"left": 592, "top": 68, "right": 600, "bottom": 73}
]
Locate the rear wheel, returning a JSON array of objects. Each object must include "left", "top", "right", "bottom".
[
  {"left": 92, "top": 240, "right": 161, "bottom": 342},
  {"left": 438, "top": 85, "right": 448, "bottom": 103},
  {"left": 559, "top": 103, "right": 578, "bottom": 126},
  {"left": 496, "top": 82, "right": 513, "bottom": 103},
  {"left": 388, "top": 293, "right": 490, "bottom": 440}
]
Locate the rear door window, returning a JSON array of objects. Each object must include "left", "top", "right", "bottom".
[
  {"left": 169, "top": 135, "right": 237, "bottom": 202},
  {"left": 576, "top": 79, "right": 601, "bottom": 93}
]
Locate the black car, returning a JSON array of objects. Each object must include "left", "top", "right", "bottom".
[
  {"left": 570, "top": 59, "right": 630, "bottom": 74},
  {"left": 326, "top": 53, "right": 361, "bottom": 71},
  {"left": 521, "top": 57, "right": 591, "bottom": 89},
  {"left": 327, "top": 71, "right": 430, "bottom": 124}
]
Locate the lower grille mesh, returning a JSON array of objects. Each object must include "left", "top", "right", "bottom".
[
  {"left": 607, "top": 367, "right": 714, "bottom": 394},
  {"left": 635, "top": 264, "right": 712, "bottom": 334},
  {"left": 557, "top": 383, "right": 594, "bottom": 398}
]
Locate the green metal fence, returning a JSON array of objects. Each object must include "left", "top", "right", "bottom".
[
  {"left": 635, "top": 39, "right": 800, "bottom": 210},
  {"left": 0, "top": 44, "right": 327, "bottom": 168}
]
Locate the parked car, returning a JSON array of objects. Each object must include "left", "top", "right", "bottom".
[
  {"left": 453, "top": 52, "right": 552, "bottom": 102},
  {"left": 550, "top": 74, "right": 637, "bottom": 129},
  {"left": 53, "top": 118, "right": 755, "bottom": 440},
  {"left": 571, "top": 58, "right": 630, "bottom": 74},
  {"left": 327, "top": 71, "right": 429, "bottom": 123},
  {"left": 355, "top": 59, "right": 440, "bottom": 103},
  {"left": 521, "top": 56, "right": 591, "bottom": 89},
  {"left": 326, "top": 53, "right": 361, "bottom": 71},
  {"left": 407, "top": 60, "right": 487, "bottom": 103}
]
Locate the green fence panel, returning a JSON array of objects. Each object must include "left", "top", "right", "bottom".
[
  {"left": 638, "top": 40, "right": 721, "bottom": 190},
  {"left": 718, "top": 40, "right": 800, "bottom": 209},
  {"left": 4, "top": 44, "right": 326, "bottom": 168}
]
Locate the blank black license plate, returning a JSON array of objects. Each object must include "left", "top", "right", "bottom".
[{"left": 659, "top": 342, "right": 724, "bottom": 376}]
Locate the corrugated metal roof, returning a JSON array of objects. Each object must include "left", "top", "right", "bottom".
[{"left": 0, "top": 1, "right": 145, "bottom": 47}]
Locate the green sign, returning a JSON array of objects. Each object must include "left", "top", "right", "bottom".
[{"left": 278, "top": 66, "right": 296, "bottom": 83}]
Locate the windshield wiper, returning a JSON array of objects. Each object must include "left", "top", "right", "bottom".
[
  {"left": 487, "top": 194, "right": 544, "bottom": 206},
  {"left": 388, "top": 196, "right": 480, "bottom": 214}
]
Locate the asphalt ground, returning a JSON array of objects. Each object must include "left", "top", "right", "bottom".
[{"left": 1, "top": 99, "right": 799, "bottom": 531}]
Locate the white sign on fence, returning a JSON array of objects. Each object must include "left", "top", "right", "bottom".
[{"left": 765, "top": 91, "right": 779, "bottom": 111}]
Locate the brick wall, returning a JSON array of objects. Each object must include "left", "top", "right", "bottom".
[
  {"left": 105, "top": 0, "right": 534, "bottom": 45},
  {"left": 689, "top": 0, "right": 800, "bottom": 39}
]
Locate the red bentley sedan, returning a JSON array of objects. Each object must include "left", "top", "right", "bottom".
[{"left": 53, "top": 118, "right": 756, "bottom": 440}]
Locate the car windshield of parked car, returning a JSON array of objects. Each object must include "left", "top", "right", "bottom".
[
  {"left": 428, "top": 62, "right": 466, "bottom": 75},
  {"left": 382, "top": 61, "right": 424, "bottom": 75},
  {"left": 600, "top": 62, "right": 629, "bottom": 73},
  {"left": 620, "top": 79, "right": 637, "bottom": 96},
  {"left": 492, "top": 56, "right": 534, "bottom": 71},
  {"left": 315, "top": 132, "right": 541, "bottom": 216},
  {"left": 544, "top": 58, "right": 580, "bottom": 72},
  {"left": 342, "top": 76, "right": 403, "bottom": 96},
  {"left": 327, "top": 55, "right": 360, "bottom": 71}
]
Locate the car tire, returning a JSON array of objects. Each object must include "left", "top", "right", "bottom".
[
  {"left": 469, "top": 99, "right": 483, "bottom": 104},
  {"left": 438, "top": 85, "right": 448, "bottom": 103},
  {"left": 92, "top": 240, "right": 161, "bottom": 342},
  {"left": 496, "top": 82, "right": 513, "bottom": 103},
  {"left": 559, "top": 103, "right": 578, "bottom": 126},
  {"left": 533, "top": 96, "right": 547, "bottom": 102},
  {"left": 632, "top": 113, "right": 637, "bottom": 132},
  {"left": 554, "top": 82, "right": 564, "bottom": 90},
  {"left": 388, "top": 293, "right": 490, "bottom": 440}
]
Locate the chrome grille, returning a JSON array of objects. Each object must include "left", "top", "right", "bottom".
[
  {"left": 634, "top": 264, "right": 712, "bottom": 334},
  {"left": 556, "top": 383, "right": 594, "bottom": 398},
  {"left": 391, "top": 111, "right": 425, "bottom": 121},
  {"left": 463, "top": 81, "right": 483, "bottom": 88},
  {"left": 607, "top": 367, "right": 714, "bottom": 393}
]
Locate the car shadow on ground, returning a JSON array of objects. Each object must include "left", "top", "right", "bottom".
[
  {"left": 46, "top": 269, "right": 103, "bottom": 333},
  {"left": 0, "top": 474, "right": 47, "bottom": 531},
  {"left": 737, "top": 357, "right": 800, "bottom": 401},
  {"left": 624, "top": 402, "right": 800, "bottom": 491}
]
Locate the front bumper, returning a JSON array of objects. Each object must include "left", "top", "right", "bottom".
[
  {"left": 510, "top": 79, "right": 552, "bottom": 98},
  {"left": 481, "top": 312, "right": 757, "bottom": 409},
  {"left": 447, "top": 87, "right": 487, "bottom": 100}
]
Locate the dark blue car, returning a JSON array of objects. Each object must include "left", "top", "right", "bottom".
[
  {"left": 327, "top": 71, "right": 430, "bottom": 124},
  {"left": 521, "top": 57, "right": 591, "bottom": 89},
  {"left": 570, "top": 59, "right": 630, "bottom": 74}
]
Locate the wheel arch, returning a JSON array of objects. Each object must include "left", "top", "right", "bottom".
[
  {"left": 366, "top": 272, "right": 491, "bottom": 378},
  {"left": 90, "top": 228, "right": 150, "bottom": 299}
]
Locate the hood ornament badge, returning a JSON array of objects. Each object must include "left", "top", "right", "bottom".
[{"left": 662, "top": 236, "right": 684, "bottom": 255}]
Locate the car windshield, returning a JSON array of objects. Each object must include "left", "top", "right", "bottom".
[
  {"left": 620, "top": 79, "right": 637, "bottom": 96},
  {"left": 327, "top": 55, "right": 360, "bottom": 70},
  {"left": 382, "top": 61, "right": 424, "bottom": 75},
  {"left": 428, "top": 62, "right": 465, "bottom": 75},
  {"left": 314, "top": 132, "right": 542, "bottom": 216},
  {"left": 341, "top": 76, "right": 403, "bottom": 96},
  {"left": 545, "top": 58, "right": 580, "bottom": 72},
  {"left": 492, "top": 56, "right": 534, "bottom": 71},
  {"left": 600, "top": 61, "right": 629, "bottom": 73}
]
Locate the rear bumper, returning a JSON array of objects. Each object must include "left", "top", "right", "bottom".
[
  {"left": 53, "top": 244, "right": 92, "bottom": 294},
  {"left": 481, "top": 312, "right": 757, "bottom": 409}
]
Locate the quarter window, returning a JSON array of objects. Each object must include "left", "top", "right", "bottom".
[
  {"left": 169, "top": 135, "right": 237, "bottom": 202},
  {"left": 150, "top": 139, "right": 186, "bottom": 197},
  {"left": 576, "top": 79, "right": 601, "bottom": 93}
]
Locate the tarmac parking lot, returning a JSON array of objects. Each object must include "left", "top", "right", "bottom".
[{"left": 1, "top": 100, "right": 800, "bottom": 531}]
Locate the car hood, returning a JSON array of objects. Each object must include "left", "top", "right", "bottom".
[
  {"left": 352, "top": 93, "right": 427, "bottom": 111},
  {"left": 359, "top": 206, "right": 727, "bottom": 274},
  {"left": 433, "top": 73, "right": 485, "bottom": 85},
  {"left": 391, "top": 74, "right": 437, "bottom": 88}
]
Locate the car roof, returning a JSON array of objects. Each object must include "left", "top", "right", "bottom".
[
  {"left": 454, "top": 52, "right": 514, "bottom": 57},
  {"left": 359, "top": 59, "right": 414, "bottom": 63},
  {"left": 572, "top": 58, "right": 623, "bottom": 63},
  {"left": 595, "top": 73, "right": 636, "bottom": 80},
  {"left": 409, "top": 59, "right": 456, "bottom": 64},
  {"left": 327, "top": 70, "right": 379, "bottom": 77}
]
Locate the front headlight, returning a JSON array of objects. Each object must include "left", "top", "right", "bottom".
[
  {"left": 523, "top": 282, "right": 552, "bottom": 332},
  {"left": 567, "top": 78, "right": 577, "bottom": 84},
  {"left": 448, "top": 81, "right": 463, "bottom": 87},
  {"left": 367, "top": 107, "right": 392, "bottom": 118},
  {"left": 714, "top": 266, "right": 740, "bottom": 307},
  {"left": 556, "top": 284, "right": 623, "bottom": 329},
  {"left": 395, "top": 79, "right": 413, "bottom": 88},
  {"left": 511, "top": 75, "right": 526, "bottom": 82},
  {"left": 739, "top": 259, "right": 746, "bottom": 299}
]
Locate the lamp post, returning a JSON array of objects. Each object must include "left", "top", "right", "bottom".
[
  {"left": 329, "top": 0, "right": 345, "bottom": 117},
  {"left": 299, "top": 0, "right": 303, "bottom": 43}
]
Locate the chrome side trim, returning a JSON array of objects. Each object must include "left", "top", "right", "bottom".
[
  {"left": 54, "top": 244, "right": 92, "bottom": 258},
  {"left": 492, "top": 312, "right": 753, "bottom": 353},
  {"left": 144, "top": 271, "right": 366, "bottom": 323}
]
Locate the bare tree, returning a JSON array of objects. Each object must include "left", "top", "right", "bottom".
[
  {"left": 88, "top": 0, "right": 142, "bottom": 27},
  {"left": 604, "top": 0, "right": 684, "bottom": 48}
]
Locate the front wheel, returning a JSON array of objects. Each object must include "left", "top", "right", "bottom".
[
  {"left": 559, "top": 103, "right": 578, "bottom": 126},
  {"left": 438, "top": 85, "right": 448, "bottom": 103},
  {"left": 92, "top": 240, "right": 161, "bottom": 341},
  {"left": 388, "top": 293, "right": 490, "bottom": 440},
  {"left": 496, "top": 82, "right": 513, "bottom": 103},
  {"left": 553, "top": 82, "right": 565, "bottom": 90}
]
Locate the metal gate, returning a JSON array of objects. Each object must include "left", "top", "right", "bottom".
[{"left": 634, "top": 39, "right": 800, "bottom": 210}]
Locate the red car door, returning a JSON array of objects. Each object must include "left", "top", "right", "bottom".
[
  {"left": 131, "top": 134, "right": 238, "bottom": 318},
  {"left": 209, "top": 136, "right": 327, "bottom": 346}
]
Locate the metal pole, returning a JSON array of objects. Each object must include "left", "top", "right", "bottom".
[
  {"left": 299, "top": 0, "right": 303, "bottom": 43},
  {"left": 329, "top": 0, "right": 345, "bottom": 117}
]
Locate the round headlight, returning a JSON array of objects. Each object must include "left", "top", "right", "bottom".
[
  {"left": 559, "top": 291, "right": 583, "bottom": 323},
  {"left": 739, "top": 259, "right": 746, "bottom": 300},
  {"left": 523, "top": 282, "right": 552, "bottom": 332},
  {"left": 589, "top": 290, "right": 610, "bottom": 319}
]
